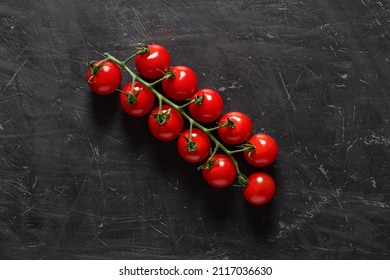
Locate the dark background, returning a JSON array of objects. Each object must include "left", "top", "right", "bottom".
[{"left": 0, "top": 0, "right": 389, "bottom": 259}]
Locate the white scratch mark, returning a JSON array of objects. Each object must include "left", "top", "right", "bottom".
[
  {"left": 359, "top": 79, "right": 369, "bottom": 85},
  {"left": 370, "top": 177, "right": 377, "bottom": 188},
  {"left": 1, "top": 60, "right": 28, "bottom": 95},
  {"left": 136, "top": 154, "right": 144, "bottom": 161},
  {"left": 276, "top": 195, "right": 331, "bottom": 238},
  {"left": 339, "top": 73, "right": 348, "bottom": 79},
  {"left": 346, "top": 138, "right": 358, "bottom": 154},
  {"left": 139, "top": 215, "right": 170, "bottom": 239},
  {"left": 364, "top": 132, "right": 390, "bottom": 146},
  {"left": 318, "top": 164, "right": 329, "bottom": 180},
  {"left": 92, "top": 232, "right": 109, "bottom": 248},
  {"left": 32, "top": 176, "right": 38, "bottom": 188},
  {"left": 48, "top": 54, "right": 59, "bottom": 73},
  {"left": 21, "top": 203, "right": 36, "bottom": 216},
  {"left": 344, "top": 138, "right": 359, "bottom": 171},
  {"left": 333, "top": 188, "right": 349, "bottom": 223},
  {"left": 278, "top": 71, "right": 296, "bottom": 111},
  {"left": 87, "top": 137, "right": 105, "bottom": 208}
]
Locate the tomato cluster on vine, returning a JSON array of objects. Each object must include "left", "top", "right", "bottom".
[{"left": 86, "top": 44, "right": 279, "bottom": 206}]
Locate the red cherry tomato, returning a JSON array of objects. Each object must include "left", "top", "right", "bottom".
[
  {"left": 188, "top": 89, "right": 224, "bottom": 123},
  {"left": 244, "top": 134, "right": 278, "bottom": 167},
  {"left": 177, "top": 128, "right": 211, "bottom": 163},
  {"left": 148, "top": 105, "right": 184, "bottom": 141},
  {"left": 202, "top": 154, "right": 236, "bottom": 188},
  {"left": 162, "top": 66, "right": 198, "bottom": 101},
  {"left": 86, "top": 60, "right": 122, "bottom": 95},
  {"left": 135, "top": 44, "right": 170, "bottom": 79},
  {"left": 119, "top": 82, "right": 155, "bottom": 117},
  {"left": 243, "top": 172, "right": 275, "bottom": 205},
  {"left": 217, "top": 112, "right": 252, "bottom": 145}
]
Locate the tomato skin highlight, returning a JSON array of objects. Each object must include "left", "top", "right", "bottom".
[
  {"left": 217, "top": 112, "right": 252, "bottom": 145},
  {"left": 119, "top": 82, "right": 155, "bottom": 117},
  {"left": 243, "top": 172, "right": 275, "bottom": 205},
  {"left": 135, "top": 44, "right": 170, "bottom": 79},
  {"left": 244, "top": 134, "right": 278, "bottom": 167},
  {"left": 177, "top": 128, "right": 211, "bottom": 163},
  {"left": 188, "top": 89, "right": 224, "bottom": 123},
  {"left": 162, "top": 66, "right": 198, "bottom": 101},
  {"left": 86, "top": 61, "right": 122, "bottom": 95},
  {"left": 202, "top": 154, "right": 236, "bottom": 188},
  {"left": 148, "top": 105, "right": 184, "bottom": 141}
]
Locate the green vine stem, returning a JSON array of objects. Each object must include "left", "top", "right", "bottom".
[{"left": 103, "top": 52, "right": 250, "bottom": 186}]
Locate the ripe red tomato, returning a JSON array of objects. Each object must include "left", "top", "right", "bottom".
[
  {"left": 86, "top": 60, "right": 122, "bottom": 95},
  {"left": 244, "top": 134, "right": 278, "bottom": 167},
  {"left": 243, "top": 172, "right": 275, "bottom": 205},
  {"left": 119, "top": 82, "right": 155, "bottom": 117},
  {"left": 177, "top": 128, "right": 210, "bottom": 163},
  {"left": 135, "top": 44, "right": 170, "bottom": 79},
  {"left": 148, "top": 105, "right": 184, "bottom": 141},
  {"left": 188, "top": 89, "right": 224, "bottom": 123},
  {"left": 162, "top": 66, "right": 198, "bottom": 101},
  {"left": 202, "top": 154, "right": 236, "bottom": 188},
  {"left": 217, "top": 112, "right": 252, "bottom": 145}
]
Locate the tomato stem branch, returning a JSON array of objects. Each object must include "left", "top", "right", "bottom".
[
  {"left": 188, "top": 119, "right": 194, "bottom": 142},
  {"left": 206, "top": 126, "right": 221, "bottom": 132},
  {"left": 229, "top": 147, "right": 251, "bottom": 154},
  {"left": 116, "top": 89, "right": 129, "bottom": 96},
  {"left": 123, "top": 53, "right": 137, "bottom": 64},
  {"left": 178, "top": 99, "right": 196, "bottom": 109},
  {"left": 103, "top": 52, "right": 246, "bottom": 185},
  {"left": 149, "top": 75, "right": 170, "bottom": 87},
  {"left": 130, "top": 75, "right": 136, "bottom": 96},
  {"left": 158, "top": 95, "right": 163, "bottom": 114}
]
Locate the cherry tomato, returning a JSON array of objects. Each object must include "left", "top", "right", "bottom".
[
  {"left": 177, "top": 128, "right": 211, "bottom": 163},
  {"left": 244, "top": 134, "right": 278, "bottom": 167},
  {"left": 86, "top": 60, "right": 122, "bottom": 95},
  {"left": 119, "top": 82, "right": 155, "bottom": 117},
  {"left": 135, "top": 44, "right": 170, "bottom": 79},
  {"left": 148, "top": 105, "right": 184, "bottom": 141},
  {"left": 188, "top": 89, "right": 224, "bottom": 123},
  {"left": 217, "top": 112, "right": 252, "bottom": 145},
  {"left": 162, "top": 66, "right": 198, "bottom": 101},
  {"left": 202, "top": 154, "right": 236, "bottom": 188},
  {"left": 243, "top": 172, "right": 275, "bottom": 205}
]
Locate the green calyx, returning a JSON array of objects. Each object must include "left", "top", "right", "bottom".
[
  {"left": 237, "top": 173, "right": 249, "bottom": 187},
  {"left": 198, "top": 157, "right": 220, "bottom": 170},
  {"left": 181, "top": 133, "right": 198, "bottom": 152},
  {"left": 226, "top": 118, "right": 236, "bottom": 128},
  {"left": 185, "top": 141, "right": 197, "bottom": 152},
  {"left": 87, "top": 61, "right": 101, "bottom": 84},
  {"left": 125, "top": 89, "right": 140, "bottom": 105},
  {"left": 153, "top": 109, "right": 172, "bottom": 125},
  {"left": 239, "top": 142, "right": 255, "bottom": 152},
  {"left": 194, "top": 93, "right": 204, "bottom": 105},
  {"left": 165, "top": 69, "right": 176, "bottom": 79},
  {"left": 136, "top": 43, "right": 150, "bottom": 55},
  {"left": 125, "top": 94, "right": 137, "bottom": 105},
  {"left": 216, "top": 117, "right": 236, "bottom": 130}
]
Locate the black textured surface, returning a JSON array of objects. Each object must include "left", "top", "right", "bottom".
[{"left": 0, "top": 0, "right": 389, "bottom": 259}]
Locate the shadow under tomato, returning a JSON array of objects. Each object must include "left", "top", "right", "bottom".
[{"left": 90, "top": 90, "right": 119, "bottom": 127}]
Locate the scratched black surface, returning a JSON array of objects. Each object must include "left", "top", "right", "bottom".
[{"left": 0, "top": 0, "right": 389, "bottom": 260}]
